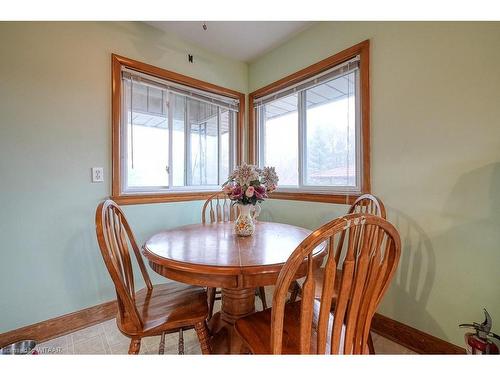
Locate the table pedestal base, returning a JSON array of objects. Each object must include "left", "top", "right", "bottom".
[{"left": 208, "top": 287, "right": 255, "bottom": 354}]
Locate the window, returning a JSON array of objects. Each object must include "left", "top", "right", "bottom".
[
  {"left": 249, "top": 41, "right": 370, "bottom": 203},
  {"left": 112, "top": 55, "right": 244, "bottom": 204}
]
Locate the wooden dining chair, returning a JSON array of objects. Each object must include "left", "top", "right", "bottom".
[
  {"left": 234, "top": 213, "right": 401, "bottom": 354},
  {"left": 288, "top": 194, "right": 386, "bottom": 352},
  {"left": 95, "top": 199, "right": 211, "bottom": 354},
  {"left": 289, "top": 194, "right": 387, "bottom": 300},
  {"left": 202, "top": 192, "right": 268, "bottom": 318}
]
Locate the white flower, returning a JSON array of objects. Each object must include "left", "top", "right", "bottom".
[
  {"left": 261, "top": 166, "right": 279, "bottom": 188},
  {"left": 231, "top": 163, "right": 259, "bottom": 186}
]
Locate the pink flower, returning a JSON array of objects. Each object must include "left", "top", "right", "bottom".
[
  {"left": 255, "top": 185, "right": 267, "bottom": 199},
  {"left": 230, "top": 185, "right": 243, "bottom": 200},
  {"left": 245, "top": 186, "right": 255, "bottom": 198},
  {"left": 223, "top": 184, "right": 233, "bottom": 194}
]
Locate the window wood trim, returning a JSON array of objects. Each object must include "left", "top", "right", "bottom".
[
  {"left": 248, "top": 40, "right": 371, "bottom": 205},
  {"left": 111, "top": 54, "right": 245, "bottom": 205}
]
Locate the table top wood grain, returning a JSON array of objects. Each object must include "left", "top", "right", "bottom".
[{"left": 143, "top": 221, "right": 324, "bottom": 277}]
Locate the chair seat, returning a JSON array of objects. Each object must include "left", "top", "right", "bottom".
[
  {"left": 314, "top": 268, "right": 342, "bottom": 300},
  {"left": 293, "top": 269, "right": 341, "bottom": 301},
  {"left": 314, "top": 269, "right": 374, "bottom": 354},
  {"left": 118, "top": 282, "right": 208, "bottom": 336},
  {"left": 235, "top": 301, "right": 349, "bottom": 354}
]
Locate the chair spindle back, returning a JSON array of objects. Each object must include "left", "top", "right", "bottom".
[
  {"left": 202, "top": 192, "right": 238, "bottom": 224},
  {"left": 348, "top": 194, "right": 386, "bottom": 217},
  {"left": 95, "top": 200, "right": 153, "bottom": 330},
  {"left": 270, "top": 213, "right": 401, "bottom": 354},
  {"left": 333, "top": 194, "right": 387, "bottom": 265}
]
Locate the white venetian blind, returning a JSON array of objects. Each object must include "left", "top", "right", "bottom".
[
  {"left": 253, "top": 56, "right": 359, "bottom": 108},
  {"left": 122, "top": 67, "right": 240, "bottom": 112}
]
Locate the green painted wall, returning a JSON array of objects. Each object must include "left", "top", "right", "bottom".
[
  {"left": 0, "top": 22, "right": 247, "bottom": 333},
  {"left": 251, "top": 22, "right": 500, "bottom": 346}
]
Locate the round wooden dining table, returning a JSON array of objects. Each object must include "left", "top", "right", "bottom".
[{"left": 142, "top": 221, "right": 326, "bottom": 354}]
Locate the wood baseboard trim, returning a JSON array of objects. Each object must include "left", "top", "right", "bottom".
[
  {"left": 371, "top": 313, "right": 466, "bottom": 354},
  {"left": 0, "top": 300, "right": 117, "bottom": 348}
]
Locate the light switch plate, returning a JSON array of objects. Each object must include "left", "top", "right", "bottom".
[{"left": 91, "top": 167, "right": 104, "bottom": 183}]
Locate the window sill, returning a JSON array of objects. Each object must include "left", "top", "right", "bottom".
[
  {"left": 112, "top": 191, "right": 219, "bottom": 205},
  {"left": 113, "top": 190, "right": 367, "bottom": 205},
  {"left": 268, "top": 191, "right": 365, "bottom": 205}
]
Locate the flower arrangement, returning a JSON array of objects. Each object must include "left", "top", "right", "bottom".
[{"left": 222, "top": 163, "right": 279, "bottom": 205}]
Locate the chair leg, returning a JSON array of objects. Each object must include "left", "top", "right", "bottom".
[
  {"left": 257, "top": 286, "right": 268, "bottom": 310},
  {"left": 158, "top": 332, "right": 166, "bottom": 355},
  {"left": 128, "top": 338, "right": 141, "bottom": 354},
  {"left": 207, "top": 287, "right": 216, "bottom": 320},
  {"left": 194, "top": 321, "right": 211, "bottom": 354},
  {"left": 289, "top": 281, "right": 300, "bottom": 303},
  {"left": 367, "top": 332, "right": 376, "bottom": 354},
  {"left": 178, "top": 328, "right": 184, "bottom": 355}
]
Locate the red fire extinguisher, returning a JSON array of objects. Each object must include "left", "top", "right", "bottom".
[{"left": 459, "top": 309, "right": 500, "bottom": 354}]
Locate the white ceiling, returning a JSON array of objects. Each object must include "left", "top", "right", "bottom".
[{"left": 146, "top": 21, "right": 314, "bottom": 62}]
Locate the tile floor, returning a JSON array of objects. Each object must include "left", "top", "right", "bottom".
[{"left": 35, "top": 287, "right": 416, "bottom": 355}]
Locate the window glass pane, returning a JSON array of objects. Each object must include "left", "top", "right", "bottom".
[
  {"left": 126, "top": 80, "right": 169, "bottom": 188},
  {"left": 121, "top": 71, "right": 238, "bottom": 193},
  {"left": 262, "top": 93, "right": 298, "bottom": 186},
  {"left": 188, "top": 99, "right": 218, "bottom": 186},
  {"left": 220, "top": 109, "right": 231, "bottom": 182},
  {"left": 148, "top": 86, "right": 163, "bottom": 114},
  {"left": 305, "top": 71, "right": 356, "bottom": 187},
  {"left": 172, "top": 93, "right": 185, "bottom": 186}
]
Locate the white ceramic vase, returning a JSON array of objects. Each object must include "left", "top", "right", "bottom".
[{"left": 234, "top": 204, "right": 260, "bottom": 236}]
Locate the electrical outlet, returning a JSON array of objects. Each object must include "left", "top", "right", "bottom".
[{"left": 91, "top": 167, "right": 104, "bottom": 183}]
